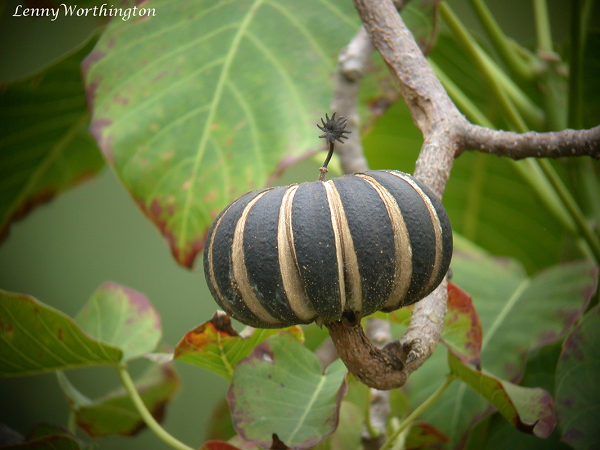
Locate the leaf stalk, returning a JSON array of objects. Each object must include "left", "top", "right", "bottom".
[
  {"left": 379, "top": 376, "right": 454, "bottom": 450},
  {"left": 116, "top": 364, "right": 194, "bottom": 450}
]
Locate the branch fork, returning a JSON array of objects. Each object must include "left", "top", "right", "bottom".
[{"left": 324, "top": 0, "right": 599, "bottom": 391}]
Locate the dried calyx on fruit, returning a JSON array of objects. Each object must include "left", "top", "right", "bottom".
[{"left": 203, "top": 114, "right": 452, "bottom": 330}]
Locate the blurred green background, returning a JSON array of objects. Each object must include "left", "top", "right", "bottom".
[{"left": 0, "top": 0, "right": 577, "bottom": 448}]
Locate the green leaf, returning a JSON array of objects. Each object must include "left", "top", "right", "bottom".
[
  {"left": 75, "top": 281, "right": 162, "bottom": 361},
  {"left": 555, "top": 304, "right": 600, "bottom": 450},
  {"left": 228, "top": 333, "right": 347, "bottom": 449},
  {"left": 0, "top": 38, "right": 104, "bottom": 244},
  {"left": 328, "top": 401, "right": 363, "bottom": 450},
  {"left": 205, "top": 397, "right": 236, "bottom": 441},
  {"left": 405, "top": 250, "right": 597, "bottom": 447},
  {"left": 0, "top": 289, "right": 122, "bottom": 377},
  {"left": 83, "top": 0, "right": 361, "bottom": 268},
  {"left": 57, "top": 362, "right": 180, "bottom": 437},
  {"left": 448, "top": 351, "right": 555, "bottom": 438},
  {"left": 453, "top": 256, "right": 597, "bottom": 380},
  {"left": 174, "top": 311, "right": 303, "bottom": 380},
  {"left": 441, "top": 282, "right": 482, "bottom": 367},
  {"left": 581, "top": 32, "right": 600, "bottom": 128}
]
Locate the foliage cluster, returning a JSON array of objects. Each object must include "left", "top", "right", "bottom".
[{"left": 0, "top": 0, "right": 599, "bottom": 449}]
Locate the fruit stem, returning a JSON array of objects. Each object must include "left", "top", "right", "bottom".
[
  {"left": 319, "top": 141, "right": 335, "bottom": 181},
  {"left": 325, "top": 313, "right": 408, "bottom": 390}
]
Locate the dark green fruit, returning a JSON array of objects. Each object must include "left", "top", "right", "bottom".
[{"left": 203, "top": 170, "right": 452, "bottom": 328}]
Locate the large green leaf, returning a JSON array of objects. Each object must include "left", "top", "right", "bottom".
[
  {"left": 174, "top": 311, "right": 303, "bottom": 380},
  {"left": 83, "top": 0, "right": 362, "bottom": 268},
  {"left": 0, "top": 39, "right": 104, "bottom": 244},
  {"left": 405, "top": 249, "right": 597, "bottom": 447},
  {"left": 74, "top": 281, "right": 162, "bottom": 361},
  {"left": 0, "top": 289, "right": 122, "bottom": 377},
  {"left": 228, "top": 333, "right": 347, "bottom": 449},
  {"left": 555, "top": 304, "right": 600, "bottom": 450},
  {"left": 453, "top": 256, "right": 597, "bottom": 379},
  {"left": 57, "top": 363, "right": 180, "bottom": 437}
]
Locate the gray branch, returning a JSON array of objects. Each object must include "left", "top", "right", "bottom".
[
  {"left": 460, "top": 124, "right": 600, "bottom": 159},
  {"left": 331, "top": 26, "right": 373, "bottom": 174},
  {"left": 327, "top": 0, "right": 599, "bottom": 392}
]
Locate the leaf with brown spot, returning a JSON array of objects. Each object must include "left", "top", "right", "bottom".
[
  {"left": 174, "top": 311, "right": 303, "bottom": 380},
  {"left": 0, "top": 289, "right": 122, "bottom": 377},
  {"left": 83, "top": 0, "right": 365, "bottom": 268}
]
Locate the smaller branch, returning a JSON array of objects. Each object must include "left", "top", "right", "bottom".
[
  {"left": 379, "top": 376, "right": 454, "bottom": 450},
  {"left": 460, "top": 124, "right": 600, "bottom": 160},
  {"left": 330, "top": 26, "right": 373, "bottom": 174},
  {"left": 399, "top": 281, "right": 447, "bottom": 368}
]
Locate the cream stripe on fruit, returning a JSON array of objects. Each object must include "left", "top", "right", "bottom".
[
  {"left": 385, "top": 171, "right": 444, "bottom": 296},
  {"left": 358, "top": 174, "right": 413, "bottom": 310},
  {"left": 326, "top": 180, "right": 362, "bottom": 312},
  {"left": 206, "top": 204, "right": 237, "bottom": 318},
  {"left": 277, "top": 185, "right": 315, "bottom": 321},
  {"left": 323, "top": 181, "right": 347, "bottom": 313},
  {"left": 232, "top": 191, "right": 280, "bottom": 325}
]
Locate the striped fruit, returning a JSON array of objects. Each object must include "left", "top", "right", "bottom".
[{"left": 203, "top": 170, "right": 452, "bottom": 328}]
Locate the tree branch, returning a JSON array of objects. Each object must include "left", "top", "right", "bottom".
[
  {"left": 459, "top": 124, "right": 600, "bottom": 159},
  {"left": 325, "top": 0, "right": 600, "bottom": 391}
]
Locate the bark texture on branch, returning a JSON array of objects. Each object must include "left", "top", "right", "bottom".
[{"left": 460, "top": 124, "right": 600, "bottom": 159}]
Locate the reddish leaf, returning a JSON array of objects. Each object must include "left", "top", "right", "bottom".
[
  {"left": 174, "top": 311, "right": 303, "bottom": 380},
  {"left": 198, "top": 441, "right": 241, "bottom": 450},
  {"left": 441, "top": 283, "right": 482, "bottom": 367},
  {"left": 227, "top": 435, "right": 258, "bottom": 450}
]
